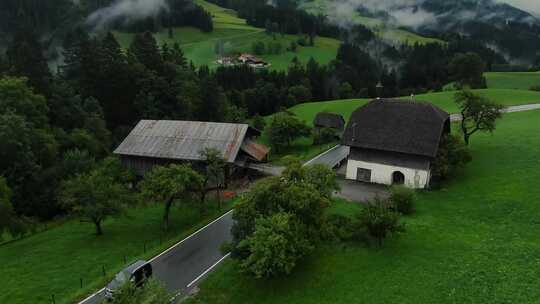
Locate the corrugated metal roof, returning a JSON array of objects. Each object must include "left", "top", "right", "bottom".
[
  {"left": 240, "top": 139, "right": 270, "bottom": 161},
  {"left": 113, "top": 120, "right": 250, "bottom": 163}
]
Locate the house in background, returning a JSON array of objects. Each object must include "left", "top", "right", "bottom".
[
  {"left": 342, "top": 100, "right": 450, "bottom": 189},
  {"left": 313, "top": 112, "right": 345, "bottom": 138},
  {"left": 114, "top": 120, "right": 269, "bottom": 176}
]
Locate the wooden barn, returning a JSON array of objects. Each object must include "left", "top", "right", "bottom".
[
  {"left": 342, "top": 100, "right": 450, "bottom": 189},
  {"left": 114, "top": 120, "right": 269, "bottom": 176}
]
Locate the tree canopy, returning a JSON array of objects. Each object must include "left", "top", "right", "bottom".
[
  {"left": 231, "top": 162, "right": 336, "bottom": 278},
  {"left": 140, "top": 164, "right": 204, "bottom": 230},
  {"left": 449, "top": 52, "right": 487, "bottom": 89},
  {"left": 455, "top": 89, "right": 504, "bottom": 145},
  {"left": 266, "top": 112, "right": 311, "bottom": 151},
  {"left": 59, "top": 158, "right": 134, "bottom": 235}
]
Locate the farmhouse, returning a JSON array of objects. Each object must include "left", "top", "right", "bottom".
[
  {"left": 114, "top": 120, "right": 269, "bottom": 176},
  {"left": 313, "top": 112, "right": 345, "bottom": 137},
  {"left": 216, "top": 53, "right": 271, "bottom": 69},
  {"left": 342, "top": 100, "right": 450, "bottom": 189}
]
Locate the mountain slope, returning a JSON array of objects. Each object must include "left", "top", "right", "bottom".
[{"left": 300, "top": 0, "right": 540, "bottom": 64}]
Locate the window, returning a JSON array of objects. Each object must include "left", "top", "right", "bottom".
[{"left": 356, "top": 168, "right": 371, "bottom": 182}]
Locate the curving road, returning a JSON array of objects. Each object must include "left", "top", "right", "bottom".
[{"left": 79, "top": 211, "right": 234, "bottom": 304}]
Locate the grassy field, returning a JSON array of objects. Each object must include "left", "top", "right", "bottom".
[
  {"left": 288, "top": 89, "right": 540, "bottom": 125},
  {"left": 485, "top": 72, "right": 540, "bottom": 90},
  {"left": 189, "top": 109, "right": 540, "bottom": 304},
  {"left": 115, "top": 0, "right": 340, "bottom": 71},
  {"left": 299, "top": 0, "right": 443, "bottom": 45},
  {"left": 0, "top": 201, "right": 232, "bottom": 304}
]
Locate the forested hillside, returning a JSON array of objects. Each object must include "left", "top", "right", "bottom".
[
  {"left": 0, "top": 0, "right": 213, "bottom": 53},
  {"left": 300, "top": 0, "right": 540, "bottom": 65}
]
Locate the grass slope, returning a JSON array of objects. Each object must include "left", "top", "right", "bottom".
[
  {"left": 189, "top": 109, "right": 540, "bottom": 304},
  {"left": 485, "top": 72, "right": 540, "bottom": 90},
  {"left": 0, "top": 202, "right": 231, "bottom": 304},
  {"left": 115, "top": 0, "right": 340, "bottom": 71},
  {"left": 288, "top": 89, "right": 540, "bottom": 125}
]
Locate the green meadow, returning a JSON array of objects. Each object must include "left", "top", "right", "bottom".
[
  {"left": 0, "top": 202, "right": 231, "bottom": 304},
  {"left": 189, "top": 109, "right": 540, "bottom": 304},
  {"left": 114, "top": 0, "right": 340, "bottom": 71},
  {"left": 485, "top": 72, "right": 540, "bottom": 90},
  {"left": 288, "top": 89, "right": 540, "bottom": 125}
]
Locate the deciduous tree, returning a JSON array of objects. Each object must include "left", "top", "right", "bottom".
[
  {"left": 140, "top": 164, "right": 204, "bottom": 230},
  {"left": 266, "top": 112, "right": 311, "bottom": 151},
  {"left": 231, "top": 162, "right": 334, "bottom": 277},
  {"left": 200, "top": 148, "right": 227, "bottom": 211},
  {"left": 455, "top": 89, "right": 504, "bottom": 145},
  {"left": 59, "top": 159, "right": 134, "bottom": 235},
  {"left": 238, "top": 213, "right": 313, "bottom": 278}
]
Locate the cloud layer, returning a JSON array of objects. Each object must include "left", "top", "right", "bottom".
[
  {"left": 500, "top": 0, "right": 540, "bottom": 16},
  {"left": 87, "top": 0, "right": 168, "bottom": 30}
]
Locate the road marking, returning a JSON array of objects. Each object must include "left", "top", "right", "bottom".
[
  {"left": 149, "top": 209, "right": 234, "bottom": 263},
  {"left": 186, "top": 253, "right": 231, "bottom": 288},
  {"left": 78, "top": 287, "right": 105, "bottom": 304},
  {"left": 78, "top": 209, "right": 234, "bottom": 303}
]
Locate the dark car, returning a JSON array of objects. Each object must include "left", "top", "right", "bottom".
[{"left": 105, "top": 260, "right": 152, "bottom": 299}]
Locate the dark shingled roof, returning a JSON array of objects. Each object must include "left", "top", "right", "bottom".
[
  {"left": 342, "top": 100, "right": 450, "bottom": 158},
  {"left": 313, "top": 112, "right": 345, "bottom": 131}
]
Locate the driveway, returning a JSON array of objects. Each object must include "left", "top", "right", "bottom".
[{"left": 335, "top": 178, "right": 389, "bottom": 202}]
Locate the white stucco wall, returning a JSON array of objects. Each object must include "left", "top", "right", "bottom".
[{"left": 346, "top": 159, "right": 430, "bottom": 189}]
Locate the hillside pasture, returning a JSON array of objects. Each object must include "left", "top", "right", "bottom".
[
  {"left": 485, "top": 72, "right": 540, "bottom": 90},
  {"left": 114, "top": 0, "right": 340, "bottom": 71},
  {"left": 189, "top": 109, "right": 540, "bottom": 304},
  {"left": 0, "top": 202, "right": 231, "bottom": 304},
  {"left": 288, "top": 89, "right": 540, "bottom": 125}
]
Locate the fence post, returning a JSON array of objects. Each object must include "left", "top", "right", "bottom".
[
  {"left": 51, "top": 294, "right": 55, "bottom": 304},
  {"left": 102, "top": 265, "right": 106, "bottom": 276},
  {"left": 80, "top": 278, "right": 83, "bottom": 288}
]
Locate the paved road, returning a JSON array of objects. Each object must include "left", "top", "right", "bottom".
[
  {"left": 79, "top": 211, "right": 234, "bottom": 304},
  {"left": 151, "top": 211, "right": 233, "bottom": 294},
  {"left": 450, "top": 103, "right": 540, "bottom": 121}
]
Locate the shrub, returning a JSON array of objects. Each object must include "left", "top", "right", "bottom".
[
  {"left": 432, "top": 134, "right": 472, "bottom": 180},
  {"left": 220, "top": 241, "right": 233, "bottom": 255},
  {"left": 297, "top": 37, "right": 308, "bottom": 46},
  {"left": 358, "top": 198, "right": 404, "bottom": 247},
  {"left": 251, "top": 114, "right": 266, "bottom": 131},
  {"left": 288, "top": 41, "right": 297, "bottom": 52},
  {"left": 313, "top": 127, "right": 336, "bottom": 145},
  {"left": 322, "top": 213, "right": 355, "bottom": 241},
  {"left": 390, "top": 186, "right": 416, "bottom": 215}
]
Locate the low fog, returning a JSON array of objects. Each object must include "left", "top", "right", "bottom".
[{"left": 87, "top": 0, "right": 169, "bottom": 31}]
